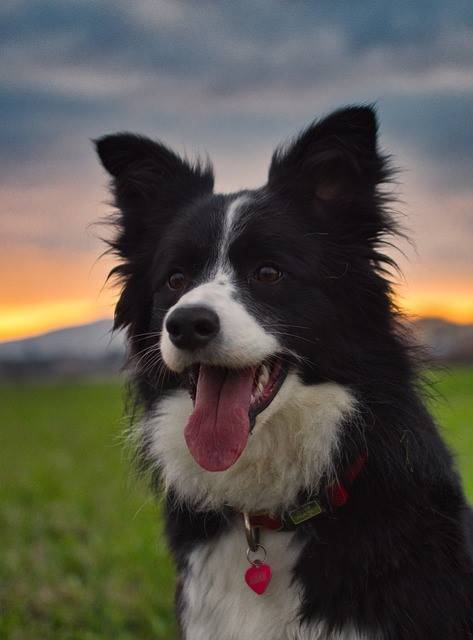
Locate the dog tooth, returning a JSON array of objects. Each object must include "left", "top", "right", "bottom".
[{"left": 260, "top": 365, "right": 270, "bottom": 387}]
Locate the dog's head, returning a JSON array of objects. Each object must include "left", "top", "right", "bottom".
[{"left": 96, "top": 105, "right": 395, "bottom": 474}]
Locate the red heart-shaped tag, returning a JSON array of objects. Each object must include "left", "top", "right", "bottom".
[{"left": 244, "top": 561, "right": 272, "bottom": 595}]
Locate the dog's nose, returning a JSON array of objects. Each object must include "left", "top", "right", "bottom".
[{"left": 166, "top": 305, "right": 220, "bottom": 351}]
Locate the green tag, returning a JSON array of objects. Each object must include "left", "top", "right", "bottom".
[{"left": 288, "top": 500, "right": 323, "bottom": 525}]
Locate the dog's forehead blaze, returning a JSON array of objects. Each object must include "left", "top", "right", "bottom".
[{"left": 161, "top": 192, "right": 253, "bottom": 271}]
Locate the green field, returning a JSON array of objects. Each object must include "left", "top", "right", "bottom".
[{"left": 1, "top": 368, "right": 472, "bottom": 639}]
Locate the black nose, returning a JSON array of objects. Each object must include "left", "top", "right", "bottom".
[{"left": 166, "top": 305, "right": 220, "bottom": 351}]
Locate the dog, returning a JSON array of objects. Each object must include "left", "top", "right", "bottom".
[{"left": 95, "top": 105, "right": 473, "bottom": 639}]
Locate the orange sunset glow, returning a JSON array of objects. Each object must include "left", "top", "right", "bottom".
[
  {"left": 2, "top": 247, "right": 472, "bottom": 342},
  {"left": 1, "top": 246, "right": 115, "bottom": 341}
]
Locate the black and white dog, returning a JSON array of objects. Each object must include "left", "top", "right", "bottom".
[{"left": 95, "top": 106, "right": 473, "bottom": 639}]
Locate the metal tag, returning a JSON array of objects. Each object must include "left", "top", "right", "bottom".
[{"left": 288, "top": 500, "right": 323, "bottom": 525}]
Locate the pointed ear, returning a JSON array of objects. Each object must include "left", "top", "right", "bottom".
[
  {"left": 94, "top": 133, "right": 214, "bottom": 200},
  {"left": 268, "top": 106, "right": 387, "bottom": 203},
  {"left": 95, "top": 133, "right": 157, "bottom": 177},
  {"left": 94, "top": 132, "right": 213, "bottom": 251}
]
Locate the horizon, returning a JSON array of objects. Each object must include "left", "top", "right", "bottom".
[
  {"left": 1, "top": 301, "right": 472, "bottom": 347},
  {"left": 2, "top": 2, "right": 472, "bottom": 341}
]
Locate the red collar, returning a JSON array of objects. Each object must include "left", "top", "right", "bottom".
[{"left": 242, "top": 454, "right": 367, "bottom": 532}]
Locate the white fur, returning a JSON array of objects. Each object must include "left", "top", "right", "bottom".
[
  {"left": 214, "top": 194, "right": 249, "bottom": 273},
  {"left": 143, "top": 373, "right": 356, "bottom": 512},
  {"left": 182, "top": 524, "right": 370, "bottom": 640}
]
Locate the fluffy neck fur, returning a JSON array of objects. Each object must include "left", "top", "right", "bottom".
[{"left": 140, "top": 374, "right": 357, "bottom": 513}]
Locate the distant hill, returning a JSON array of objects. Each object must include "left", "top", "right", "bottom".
[
  {"left": 0, "top": 319, "right": 125, "bottom": 378},
  {"left": 413, "top": 317, "right": 473, "bottom": 364},
  {"left": 0, "top": 316, "right": 471, "bottom": 379}
]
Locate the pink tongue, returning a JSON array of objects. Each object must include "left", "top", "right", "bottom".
[{"left": 184, "top": 365, "right": 255, "bottom": 472}]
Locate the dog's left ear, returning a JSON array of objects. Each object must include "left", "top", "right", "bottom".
[
  {"left": 268, "top": 105, "right": 386, "bottom": 203},
  {"left": 94, "top": 133, "right": 214, "bottom": 331}
]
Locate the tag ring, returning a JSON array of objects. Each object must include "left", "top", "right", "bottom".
[{"left": 246, "top": 544, "right": 267, "bottom": 566}]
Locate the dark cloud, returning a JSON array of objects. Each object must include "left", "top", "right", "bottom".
[
  {"left": 381, "top": 93, "right": 473, "bottom": 189},
  {"left": 3, "top": 0, "right": 472, "bottom": 91}
]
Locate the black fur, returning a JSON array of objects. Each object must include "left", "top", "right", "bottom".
[{"left": 95, "top": 105, "right": 473, "bottom": 638}]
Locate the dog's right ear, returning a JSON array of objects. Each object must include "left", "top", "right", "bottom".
[
  {"left": 94, "top": 133, "right": 214, "bottom": 330},
  {"left": 95, "top": 133, "right": 214, "bottom": 212},
  {"left": 95, "top": 133, "right": 157, "bottom": 178},
  {"left": 94, "top": 132, "right": 213, "bottom": 254}
]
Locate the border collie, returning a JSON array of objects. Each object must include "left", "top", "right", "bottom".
[{"left": 95, "top": 106, "right": 473, "bottom": 639}]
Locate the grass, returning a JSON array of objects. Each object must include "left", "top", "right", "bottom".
[
  {"left": 1, "top": 367, "right": 472, "bottom": 639},
  {"left": 0, "top": 382, "right": 175, "bottom": 640},
  {"left": 427, "top": 366, "right": 473, "bottom": 498}
]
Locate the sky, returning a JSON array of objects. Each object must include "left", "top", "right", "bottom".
[{"left": 1, "top": 0, "right": 472, "bottom": 341}]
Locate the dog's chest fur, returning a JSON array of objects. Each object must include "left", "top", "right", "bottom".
[
  {"left": 181, "top": 525, "right": 368, "bottom": 640},
  {"left": 144, "top": 377, "right": 356, "bottom": 513}
]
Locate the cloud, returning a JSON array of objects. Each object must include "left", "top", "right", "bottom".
[
  {"left": 0, "top": 0, "right": 472, "bottom": 267},
  {"left": 3, "top": 1, "right": 472, "bottom": 100}
]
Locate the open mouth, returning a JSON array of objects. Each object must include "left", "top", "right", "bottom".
[{"left": 183, "top": 358, "right": 287, "bottom": 472}]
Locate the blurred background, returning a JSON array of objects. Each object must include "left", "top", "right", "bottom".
[{"left": 1, "top": 2, "right": 472, "bottom": 638}]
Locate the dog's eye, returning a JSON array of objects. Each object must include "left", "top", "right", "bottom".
[
  {"left": 253, "top": 264, "right": 283, "bottom": 284},
  {"left": 168, "top": 271, "right": 187, "bottom": 291}
]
